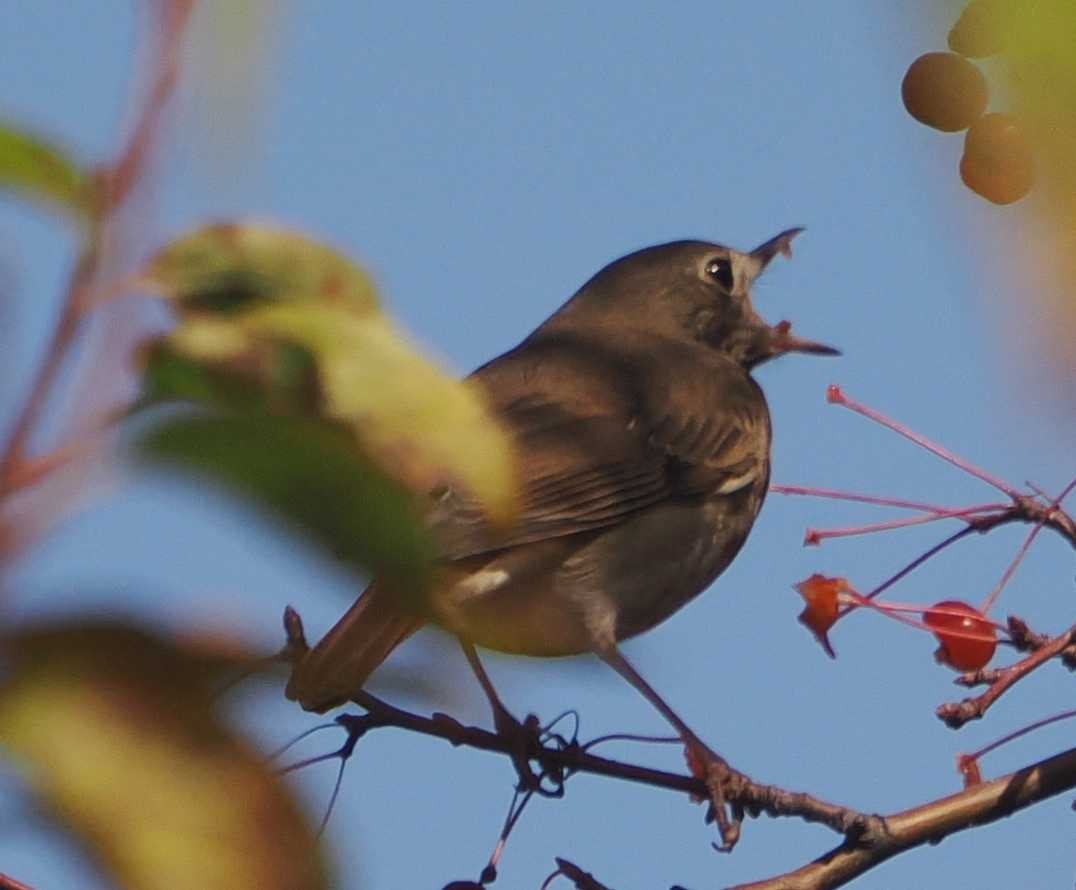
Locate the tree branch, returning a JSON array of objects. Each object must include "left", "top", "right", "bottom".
[
  {"left": 330, "top": 690, "right": 880, "bottom": 842},
  {"left": 937, "top": 623, "right": 1076, "bottom": 728},
  {"left": 731, "top": 745, "right": 1076, "bottom": 890}
]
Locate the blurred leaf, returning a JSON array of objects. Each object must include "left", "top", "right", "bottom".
[
  {"left": 0, "top": 123, "right": 92, "bottom": 217},
  {"left": 240, "top": 303, "right": 517, "bottom": 524},
  {"left": 185, "top": 0, "right": 281, "bottom": 171},
  {"left": 138, "top": 336, "right": 319, "bottom": 415},
  {"left": 139, "top": 222, "right": 379, "bottom": 314},
  {"left": 972, "top": 0, "right": 1076, "bottom": 382},
  {"left": 140, "top": 413, "right": 437, "bottom": 591},
  {"left": 0, "top": 621, "right": 329, "bottom": 890},
  {"left": 137, "top": 223, "right": 518, "bottom": 526}
]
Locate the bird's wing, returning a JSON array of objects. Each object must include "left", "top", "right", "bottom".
[
  {"left": 642, "top": 354, "right": 771, "bottom": 498},
  {"left": 428, "top": 334, "right": 770, "bottom": 559}
]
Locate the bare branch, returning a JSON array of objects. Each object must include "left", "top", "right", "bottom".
[
  {"left": 731, "top": 745, "right": 1076, "bottom": 890},
  {"left": 331, "top": 691, "right": 879, "bottom": 842},
  {"left": 937, "top": 624, "right": 1076, "bottom": 728}
]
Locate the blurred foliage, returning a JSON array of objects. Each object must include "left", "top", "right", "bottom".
[
  {"left": 138, "top": 222, "right": 518, "bottom": 528},
  {"left": 0, "top": 123, "right": 93, "bottom": 220},
  {"left": 999, "top": 1, "right": 1076, "bottom": 376},
  {"left": 142, "top": 413, "right": 437, "bottom": 593},
  {"left": 935, "top": 1, "right": 1076, "bottom": 384},
  {"left": 0, "top": 622, "right": 329, "bottom": 890}
]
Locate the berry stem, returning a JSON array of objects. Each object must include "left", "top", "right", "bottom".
[
  {"left": 851, "top": 526, "right": 977, "bottom": 609},
  {"left": 980, "top": 476, "right": 1076, "bottom": 614},
  {"left": 843, "top": 590, "right": 1005, "bottom": 639},
  {"left": 805, "top": 503, "right": 1006, "bottom": 546},
  {"left": 968, "top": 708, "right": 1076, "bottom": 762},
  {"left": 825, "top": 385, "right": 1022, "bottom": 499},
  {"left": 771, "top": 483, "right": 1005, "bottom": 516}
]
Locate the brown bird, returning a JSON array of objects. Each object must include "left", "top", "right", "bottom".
[{"left": 285, "top": 229, "right": 836, "bottom": 793}]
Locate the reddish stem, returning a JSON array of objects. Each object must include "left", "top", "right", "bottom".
[
  {"left": 835, "top": 526, "right": 977, "bottom": 622},
  {"left": 825, "top": 385, "right": 1022, "bottom": 499},
  {"left": 969, "top": 708, "right": 1076, "bottom": 763},
  {"left": 937, "top": 624, "right": 1076, "bottom": 728},
  {"left": 805, "top": 503, "right": 1006, "bottom": 546},
  {"left": 980, "top": 477, "right": 1076, "bottom": 615},
  {"left": 843, "top": 590, "right": 1005, "bottom": 640},
  {"left": 772, "top": 483, "right": 1004, "bottom": 516}
]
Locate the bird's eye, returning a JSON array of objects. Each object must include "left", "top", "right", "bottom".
[{"left": 704, "top": 257, "right": 734, "bottom": 290}]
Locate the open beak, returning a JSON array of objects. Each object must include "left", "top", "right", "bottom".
[
  {"left": 769, "top": 319, "right": 840, "bottom": 356},
  {"left": 750, "top": 227, "right": 805, "bottom": 272},
  {"left": 748, "top": 228, "right": 840, "bottom": 358}
]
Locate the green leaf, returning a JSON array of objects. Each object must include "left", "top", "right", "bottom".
[
  {"left": 0, "top": 123, "right": 91, "bottom": 217},
  {"left": 0, "top": 621, "right": 330, "bottom": 890},
  {"left": 137, "top": 223, "right": 519, "bottom": 527},
  {"left": 139, "top": 223, "right": 380, "bottom": 315},
  {"left": 240, "top": 303, "right": 518, "bottom": 525},
  {"left": 139, "top": 413, "right": 437, "bottom": 592},
  {"left": 138, "top": 337, "right": 319, "bottom": 415}
]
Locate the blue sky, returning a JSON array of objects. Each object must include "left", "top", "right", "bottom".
[{"left": 2, "top": 4, "right": 1074, "bottom": 889}]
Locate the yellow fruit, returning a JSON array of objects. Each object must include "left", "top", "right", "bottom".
[
  {"left": 960, "top": 112, "right": 1034, "bottom": 204},
  {"left": 902, "top": 52, "right": 988, "bottom": 132},
  {"left": 949, "top": 0, "right": 1006, "bottom": 59}
]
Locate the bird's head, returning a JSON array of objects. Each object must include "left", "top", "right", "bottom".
[{"left": 556, "top": 229, "right": 838, "bottom": 369}]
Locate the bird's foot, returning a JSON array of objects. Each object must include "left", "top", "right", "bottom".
[
  {"left": 490, "top": 704, "right": 547, "bottom": 795},
  {"left": 685, "top": 740, "right": 747, "bottom": 852}
]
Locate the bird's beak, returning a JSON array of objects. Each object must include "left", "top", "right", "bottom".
[
  {"left": 747, "top": 228, "right": 840, "bottom": 358},
  {"left": 749, "top": 227, "right": 805, "bottom": 273},
  {"left": 767, "top": 319, "right": 840, "bottom": 356}
]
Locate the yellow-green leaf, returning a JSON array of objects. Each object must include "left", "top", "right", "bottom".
[
  {"left": 140, "top": 413, "right": 437, "bottom": 592},
  {"left": 139, "top": 223, "right": 380, "bottom": 315},
  {"left": 137, "top": 222, "right": 518, "bottom": 527},
  {"left": 0, "top": 123, "right": 91, "bottom": 217},
  {"left": 241, "top": 303, "right": 518, "bottom": 525},
  {"left": 0, "top": 622, "right": 329, "bottom": 890}
]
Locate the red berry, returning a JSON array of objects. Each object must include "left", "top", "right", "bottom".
[
  {"left": 902, "top": 52, "right": 988, "bottom": 132},
  {"left": 923, "top": 600, "right": 997, "bottom": 671}
]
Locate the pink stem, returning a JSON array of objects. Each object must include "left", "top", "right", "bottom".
[
  {"left": 825, "top": 385, "right": 1021, "bottom": 499},
  {"left": 844, "top": 591, "right": 1005, "bottom": 640},
  {"left": 771, "top": 483, "right": 1005, "bottom": 516},
  {"left": 805, "top": 504, "right": 1007, "bottom": 546},
  {"left": 980, "top": 476, "right": 1076, "bottom": 614}
]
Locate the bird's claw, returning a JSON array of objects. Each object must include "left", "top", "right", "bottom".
[
  {"left": 491, "top": 707, "right": 544, "bottom": 794},
  {"left": 686, "top": 742, "right": 744, "bottom": 852}
]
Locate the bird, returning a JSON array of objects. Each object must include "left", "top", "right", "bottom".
[{"left": 285, "top": 229, "right": 837, "bottom": 799}]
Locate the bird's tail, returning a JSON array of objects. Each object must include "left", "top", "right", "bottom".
[{"left": 285, "top": 582, "right": 423, "bottom": 712}]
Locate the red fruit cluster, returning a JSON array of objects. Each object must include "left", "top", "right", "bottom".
[{"left": 901, "top": 1, "right": 1033, "bottom": 205}]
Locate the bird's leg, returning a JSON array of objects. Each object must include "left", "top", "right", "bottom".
[
  {"left": 598, "top": 645, "right": 744, "bottom": 849},
  {"left": 459, "top": 639, "right": 542, "bottom": 792}
]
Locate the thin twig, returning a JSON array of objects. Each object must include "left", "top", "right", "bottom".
[
  {"left": 334, "top": 691, "right": 878, "bottom": 842},
  {"left": 937, "top": 624, "right": 1076, "bottom": 729},
  {"left": 804, "top": 504, "right": 1005, "bottom": 546},
  {"left": 826, "top": 386, "right": 1022, "bottom": 498},
  {"left": 0, "top": 1, "right": 193, "bottom": 508},
  {"left": 980, "top": 477, "right": 1076, "bottom": 614},
  {"left": 771, "top": 483, "right": 1004, "bottom": 516},
  {"left": 966, "top": 708, "right": 1076, "bottom": 764}
]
